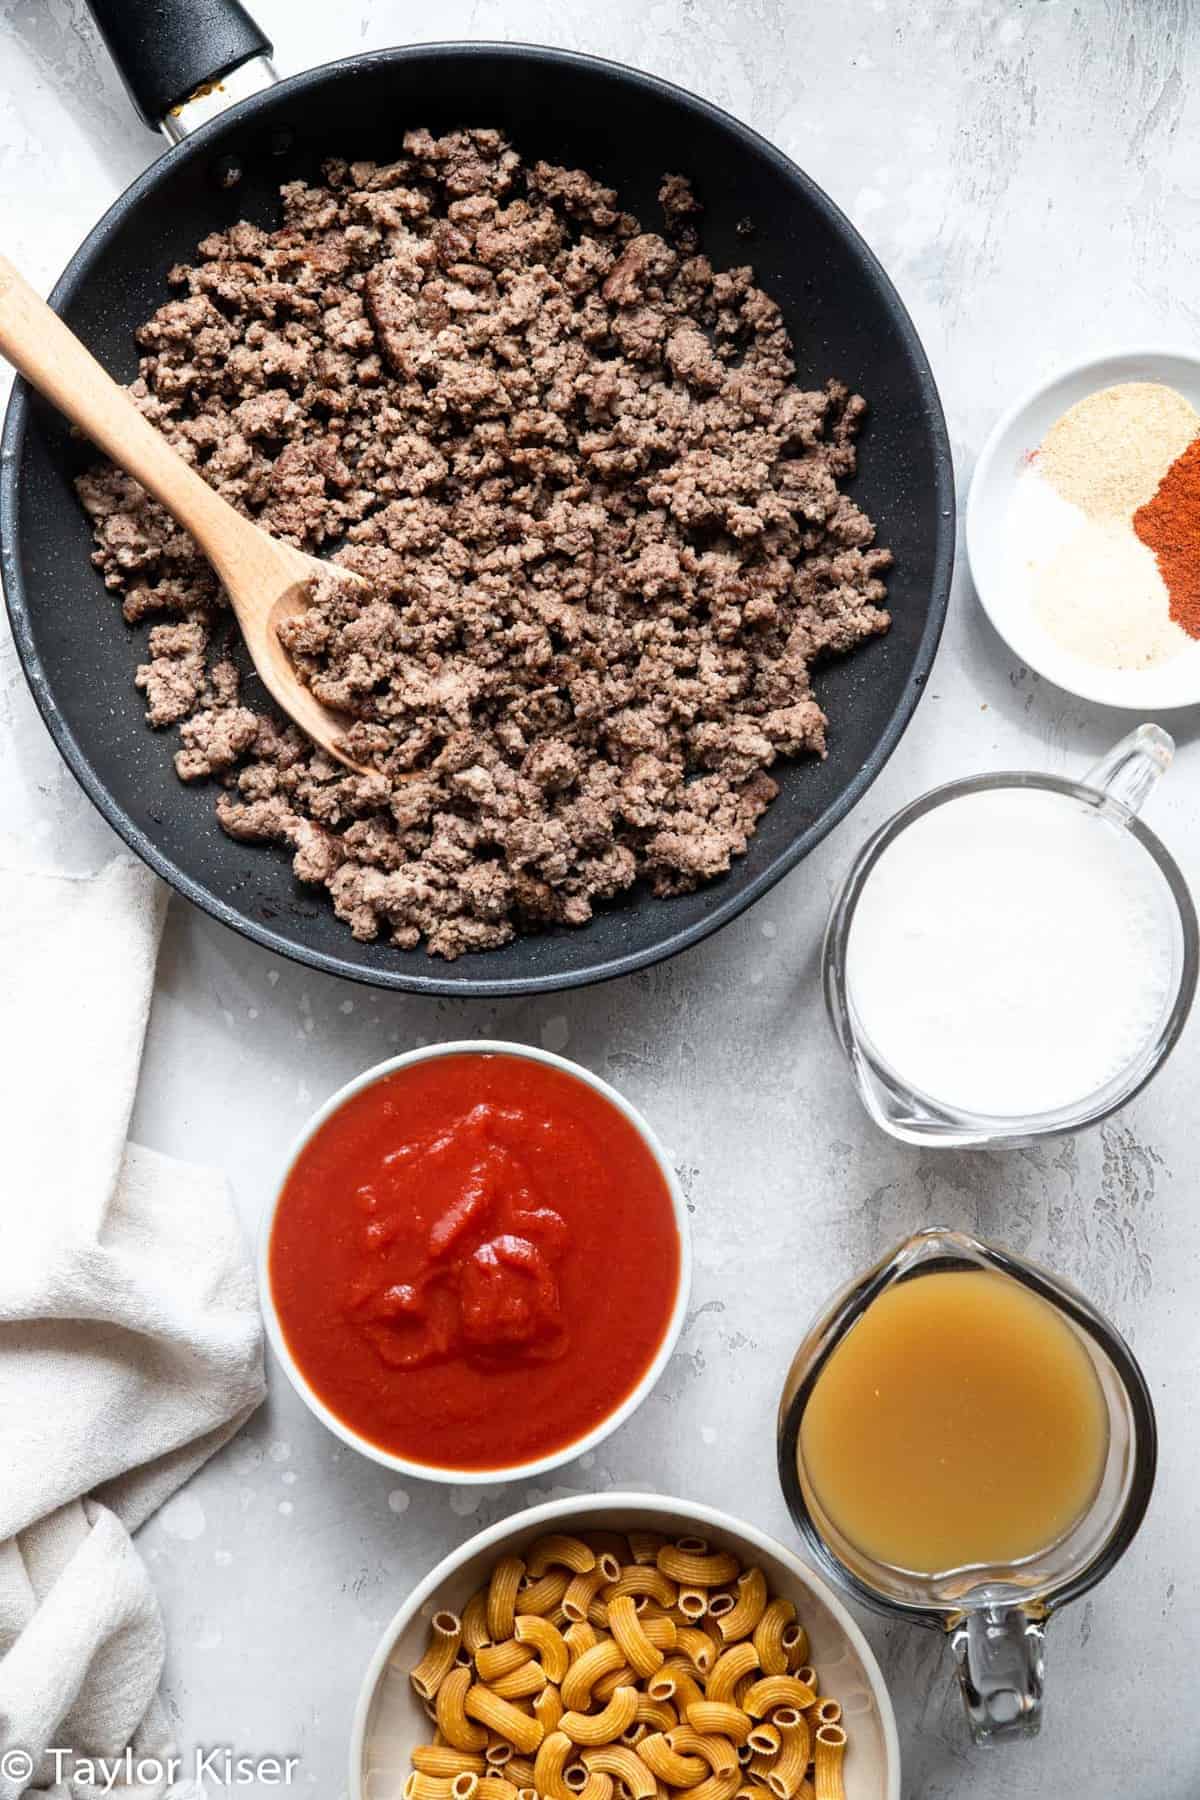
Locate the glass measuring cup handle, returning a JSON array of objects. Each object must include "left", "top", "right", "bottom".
[
  {"left": 1084, "top": 722, "right": 1174, "bottom": 815},
  {"left": 949, "top": 1606, "right": 1046, "bottom": 1743}
]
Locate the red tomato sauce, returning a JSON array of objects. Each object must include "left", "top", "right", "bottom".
[{"left": 269, "top": 1052, "right": 681, "bottom": 1470}]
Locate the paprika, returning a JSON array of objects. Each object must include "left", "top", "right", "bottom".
[{"left": 1133, "top": 437, "right": 1200, "bottom": 639}]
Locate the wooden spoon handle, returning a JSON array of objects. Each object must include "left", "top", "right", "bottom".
[{"left": 0, "top": 254, "right": 258, "bottom": 585}]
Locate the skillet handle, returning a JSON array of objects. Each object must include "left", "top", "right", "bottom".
[{"left": 84, "top": 0, "right": 274, "bottom": 137}]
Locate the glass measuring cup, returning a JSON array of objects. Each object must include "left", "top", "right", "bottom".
[
  {"left": 777, "top": 1228, "right": 1157, "bottom": 1744},
  {"left": 823, "top": 725, "right": 1197, "bottom": 1147}
]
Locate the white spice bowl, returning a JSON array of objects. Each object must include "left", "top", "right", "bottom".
[
  {"left": 967, "top": 347, "right": 1200, "bottom": 708},
  {"left": 350, "top": 1494, "right": 901, "bottom": 1800}
]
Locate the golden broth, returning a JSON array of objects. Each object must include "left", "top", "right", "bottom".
[{"left": 798, "top": 1269, "right": 1109, "bottom": 1575}]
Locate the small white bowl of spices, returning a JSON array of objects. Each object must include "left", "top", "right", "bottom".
[{"left": 968, "top": 348, "right": 1200, "bottom": 707}]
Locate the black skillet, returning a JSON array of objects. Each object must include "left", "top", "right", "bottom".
[{"left": 0, "top": 0, "right": 954, "bottom": 997}]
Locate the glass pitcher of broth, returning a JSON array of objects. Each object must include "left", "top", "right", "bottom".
[
  {"left": 823, "top": 724, "right": 1197, "bottom": 1146},
  {"left": 777, "top": 1229, "right": 1156, "bottom": 1744}
]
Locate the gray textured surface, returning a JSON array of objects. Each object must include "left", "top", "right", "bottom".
[{"left": 2, "top": 2, "right": 1198, "bottom": 1796}]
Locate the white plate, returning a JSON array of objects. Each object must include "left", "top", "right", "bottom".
[
  {"left": 967, "top": 348, "right": 1200, "bottom": 708},
  {"left": 351, "top": 1494, "right": 901, "bottom": 1800}
]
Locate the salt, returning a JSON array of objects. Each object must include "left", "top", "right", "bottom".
[
  {"left": 845, "top": 788, "right": 1174, "bottom": 1118},
  {"left": 1008, "top": 468, "right": 1190, "bottom": 671}
]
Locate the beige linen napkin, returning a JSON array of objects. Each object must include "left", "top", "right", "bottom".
[{"left": 0, "top": 856, "right": 266, "bottom": 1799}]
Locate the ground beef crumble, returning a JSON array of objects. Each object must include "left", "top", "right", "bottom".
[{"left": 77, "top": 129, "right": 891, "bottom": 960}]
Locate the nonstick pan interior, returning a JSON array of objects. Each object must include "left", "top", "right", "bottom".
[{"left": 1, "top": 45, "right": 954, "bottom": 996}]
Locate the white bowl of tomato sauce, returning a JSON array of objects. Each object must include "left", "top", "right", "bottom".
[{"left": 259, "top": 1041, "right": 691, "bottom": 1482}]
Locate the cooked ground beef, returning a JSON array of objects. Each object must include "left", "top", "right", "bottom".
[{"left": 77, "top": 129, "right": 891, "bottom": 960}]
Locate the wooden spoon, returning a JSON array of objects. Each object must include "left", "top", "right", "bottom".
[{"left": 0, "top": 254, "right": 368, "bottom": 773}]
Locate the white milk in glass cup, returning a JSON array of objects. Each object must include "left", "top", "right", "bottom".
[{"left": 823, "top": 726, "right": 1197, "bottom": 1147}]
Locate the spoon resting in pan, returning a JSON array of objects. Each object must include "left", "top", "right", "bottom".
[{"left": 0, "top": 253, "right": 369, "bottom": 774}]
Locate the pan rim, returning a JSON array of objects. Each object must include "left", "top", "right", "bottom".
[{"left": 0, "top": 39, "right": 955, "bottom": 997}]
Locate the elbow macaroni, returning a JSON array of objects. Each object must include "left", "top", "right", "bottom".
[
  {"left": 517, "top": 1615, "right": 571, "bottom": 1685},
  {"left": 608, "top": 1595, "right": 666, "bottom": 1678},
  {"left": 764, "top": 1710, "right": 808, "bottom": 1800},
  {"left": 751, "top": 1600, "right": 796, "bottom": 1677},
  {"left": 465, "top": 1686, "right": 545, "bottom": 1757},
  {"left": 411, "top": 1611, "right": 464, "bottom": 1699},
  {"left": 436, "top": 1667, "right": 489, "bottom": 1753},
  {"left": 812, "top": 1726, "right": 846, "bottom": 1800},
  {"left": 402, "top": 1536, "right": 849, "bottom": 1800},
  {"left": 487, "top": 1558, "right": 527, "bottom": 1644},
  {"left": 560, "top": 1687, "right": 640, "bottom": 1745},
  {"left": 718, "top": 1570, "right": 768, "bottom": 1645},
  {"left": 527, "top": 1536, "right": 598, "bottom": 1578}
]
